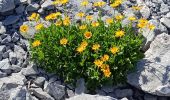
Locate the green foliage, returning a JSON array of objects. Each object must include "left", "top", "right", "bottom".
[{"left": 30, "top": 19, "right": 144, "bottom": 92}]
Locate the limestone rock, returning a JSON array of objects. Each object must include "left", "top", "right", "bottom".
[
  {"left": 128, "top": 33, "right": 170, "bottom": 96},
  {"left": 44, "top": 82, "right": 65, "bottom": 100},
  {"left": 3, "top": 15, "right": 20, "bottom": 25},
  {"left": 67, "top": 94, "right": 117, "bottom": 100},
  {"left": 0, "top": 0, "right": 15, "bottom": 13},
  {"left": 0, "top": 22, "right": 6, "bottom": 34}
]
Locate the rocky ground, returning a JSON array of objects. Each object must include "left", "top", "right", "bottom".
[{"left": 0, "top": 0, "right": 170, "bottom": 100}]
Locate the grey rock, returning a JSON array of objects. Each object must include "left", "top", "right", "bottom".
[
  {"left": 96, "top": 89, "right": 107, "bottom": 96},
  {"left": 67, "top": 94, "right": 117, "bottom": 100},
  {"left": 11, "top": 65, "right": 22, "bottom": 73},
  {"left": 142, "top": 19, "right": 167, "bottom": 51},
  {"left": 160, "top": 18, "right": 170, "bottom": 29},
  {"left": 34, "top": 77, "right": 46, "bottom": 87},
  {"left": 0, "top": 45, "right": 6, "bottom": 52},
  {"left": 0, "top": 70, "right": 7, "bottom": 78},
  {"left": 45, "top": 82, "right": 65, "bottom": 100},
  {"left": 14, "top": 0, "right": 27, "bottom": 4},
  {"left": 0, "top": 90, "right": 10, "bottom": 100},
  {"left": 2, "top": 51, "right": 9, "bottom": 59},
  {"left": 9, "top": 52, "right": 17, "bottom": 63},
  {"left": 38, "top": 8, "right": 44, "bottom": 14},
  {"left": 115, "top": 89, "right": 133, "bottom": 98},
  {"left": 128, "top": 33, "right": 170, "bottom": 96},
  {"left": 101, "top": 86, "right": 114, "bottom": 93},
  {"left": 15, "top": 4, "right": 25, "bottom": 14},
  {"left": 121, "top": 97, "right": 128, "bottom": 100},
  {"left": 41, "top": 0, "right": 54, "bottom": 10},
  {"left": 1, "top": 35, "right": 11, "bottom": 44},
  {"left": 144, "top": 94, "right": 157, "bottom": 100},
  {"left": 67, "top": 89, "right": 74, "bottom": 97},
  {"left": 14, "top": 45, "right": 27, "bottom": 66},
  {"left": 158, "top": 97, "right": 167, "bottom": 100},
  {"left": 0, "top": 72, "right": 26, "bottom": 88},
  {"left": 0, "top": 0, "right": 15, "bottom": 13},
  {"left": 12, "top": 32, "right": 20, "bottom": 42},
  {"left": 29, "top": 88, "right": 54, "bottom": 100},
  {"left": 75, "top": 78, "right": 86, "bottom": 95},
  {"left": 3, "top": 15, "right": 20, "bottom": 25},
  {"left": 0, "top": 52, "right": 2, "bottom": 61},
  {"left": 22, "top": 63, "right": 39, "bottom": 76},
  {"left": 0, "top": 58, "right": 12, "bottom": 74},
  {"left": 160, "top": 3, "right": 169, "bottom": 14},
  {"left": 9, "top": 86, "right": 28, "bottom": 100},
  {"left": 26, "top": 3, "right": 40, "bottom": 12},
  {"left": 140, "top": 5, "right": 151, "bottom": 18},
  {"left": 0, "top": 22, "right": 6, "bottom": 34},
  {"left": 166, "top": 12, "right": 170, "bottom": 18}
]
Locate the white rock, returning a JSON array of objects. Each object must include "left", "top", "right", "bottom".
[
  {"left": 29, "top": 88, "right": 54, "bottom": 100},
  {"left": 66, "top": 94, "right": 117, "bottom": 100},
  {"left": 0, "top": 58, "right": 12, "bottom": 74},
  {"left": 0, "top": 0, "right": 15, "bottom": 13},
  {"left": 160, "top": 17, "right": 170, "bottom": 29},
  {"left": 0, "top": 22, "right": 6, "bottom": 34},
  {"left": 0, "top": 72, "right": 26, "bottom": 88},
  {"left": 41, "top": 0, "right": 54, "bottom": 10},
  {"left": 128, "top": 33, "right": 170, "bottom": 96},
  {"left": 140, "top": 5, "right": 151, "bottom": 19},
  {"left": 26, "top": 3, "right": 40, "bottom": 12}
]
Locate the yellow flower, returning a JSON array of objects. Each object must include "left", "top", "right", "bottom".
[
  {"left": 32, "top": 40, "right": 41, "bottom": 47},
  {"left": 80, "top": 41, "right": 88, "bottom": 47},
  {"left": 148, "top": 23, "right": 155, "bottom": 30},
  {"left": 101, "top": 64, "right": 111, "bottom": 77},
  {"left": 79, "top": 25, "right": 87, "bottom": 30},
  {"left": 137, "top": 18, "right": 148, "bottom": 28},
  {"left": 128, "top": 16, "right": 136, "bottom": 21},
  {"left": 110, "top": 47, "right": 119, "bottom": 54},
  {"left": 55, "top": 20, "right": 62, "bottom": 26},
  {"left": 20, "top": 25, "right": 29, "bottom": 33},
  {"left": 84, "top": 31, "right": 92, "bottom": 39},
  {"left": 35, "top": 23, "right": 44, "bottom": 30},
  {"left": 110, "top": 0, "right": 122, "bottom": 8},
  {"left": 101, "top": 54, "right": 109, "bottom": 62},
  {"left": 28, "top": 13, "right": 40, "bottom": 21},
  {"left": 60, "top": 38, "right": 68, "bottom": 45},
  {"left": 106, "top": 18, "right": 113, "bottom": 24},
  {"left": 115, "top": 30, "right": 125, "bottom": 38},
  {"left": 94, "top": 59, "right": 103, "bottom": 67},
  {"left": 115, "top": 14, "right": 124, "bottom": 20},
  {"left": 103, "top": 68, "right": 111, "bottom": 77},
  {"left": 53, "top": 0, "right": 69, "bottom": 5},
  {"left": 45, "top": 12, "right": 61, "bottom": 20},
  {"left": 63, "top": 17, "right": 71, "bottom": 26},
  {"left": 81, "top": 0, "right": 89, "bottom": 6},
  {"left": 91, "top": 21, "right": 99, "bottom": 27},
  {"left": 76, "top": 12, "right": 85, "bottom": 18},
  {"left": 93, "top": 1, "right": 106, "bottom": 7},
  {"left": 76, "top": 46, "right": 86, "bottom": 53},
  {"left": 132, "top": 6, "right": 143, "bottom": 10},
  {"left": 86, "top": 15, "right": 93, "bottom": 20},
  {"left": 53, "top": 0, "right": 60, "bottom": 5},
  {"left": 92, "top": 44, "right": 100, "bottom": 51},
  {"left": 61, "top": 0, "right": 69, "bottom": 4}
]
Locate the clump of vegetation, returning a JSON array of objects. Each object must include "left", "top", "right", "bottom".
[{"left": 20, "top": 0, "right": 154, "bottom": 91}]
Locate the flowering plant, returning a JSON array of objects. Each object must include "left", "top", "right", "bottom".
[{"left": 19, "top": 0, "right": 152, "bottom": 92}]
